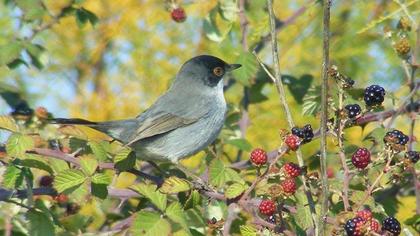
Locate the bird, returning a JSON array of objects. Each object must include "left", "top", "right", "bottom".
[{"left": 51, "top": 55, "right": 241, "bottom": 163}]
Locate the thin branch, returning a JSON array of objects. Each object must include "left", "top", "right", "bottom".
[
  {"left": 319, "top": 0, "right": 332, "bottom": 234},
  {"left": 222, "top": 203, "right": 239, "bottom": 236}
]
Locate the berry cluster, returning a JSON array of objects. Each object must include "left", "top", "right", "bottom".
[
  {"left": 344, "top": 104, "right": 361, "bottom": 119},
  {"left": 250, "top": 148, "right": 268, "bottom": 166},
  {"left": 382, "top": 217, "right": 401, "bottom": 235},
  {"left": 405, "top": 151, "right": 420, "bottom": 163},
  {"left": 384, "top": 129, "right": 409, "bottom": 146},
  {"left": 291, "top": 124, "right": 314, "bottom": 143},
  {"left": 344, "top": 209, "right": 382, "bottom": 235},
  {"left": 364, "top": 85, "right": 385, "bottom": 107},
  {"left": 351, "top": 148, "right": 371, "bottom": 169}
]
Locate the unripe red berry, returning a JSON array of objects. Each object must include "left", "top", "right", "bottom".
[
  {"left": 54, "top": 193, "right": 68, "bottom": 204},
  {"left": 356, "top": 209, "right": 372, "bottom": 222},
  {"left": 250, "top": 148, "right": 267, "bottom": 166},
  {"left": 281, "top": 178, "right": 297, "bottom": 195},
  {"left": 259, "top": 199, "right": 276, "bottom": 216},
  {"left": 282, "top": 162, "right": 301, "bottom": 178},
  {"left": 284, "top": 134, "right": 300, "bottom": 151},
  {"left": 370, "top": 219, "right": 381, "bottom": 233},
  {"left": 351, "top": 148, "right": 371, "bottom": 169},
  {"left": 171, "top": 7, "right": 186, "bottom": 23}
]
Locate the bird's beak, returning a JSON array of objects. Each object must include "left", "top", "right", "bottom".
[{"left": 227, "top": 64, "right": 242, "bottom": 71}]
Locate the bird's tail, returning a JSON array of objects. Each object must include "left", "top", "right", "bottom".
[{"left": 50, "top": 118, "right": 136, "bottom": 144}]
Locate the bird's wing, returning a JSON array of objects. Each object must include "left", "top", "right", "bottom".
[{"left": 125, "top": 112, "right": 200, "bottom": 146}]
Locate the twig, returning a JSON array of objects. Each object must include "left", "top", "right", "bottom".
[
  {"left": 222, "top": 203, "right": 239, "bottom": 236},
  {"left": 337, "top": 84, "right": 350, "bottom": 211},
  {"left": 319, "top": 0, "right": 332, "bottom": 234}
]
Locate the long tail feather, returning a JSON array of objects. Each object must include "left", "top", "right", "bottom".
[{"left": 49, "top": 118, "right": 98, "bottom": 125}]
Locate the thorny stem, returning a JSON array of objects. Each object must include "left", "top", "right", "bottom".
[
  {"left": 265, "top": 1, "right": 319, "bottom": 233},
  {"left": 337, "top": 85, "right": 350, "bottom": 211},
  {"left": 319, "top": 0, "right": 331, "bottom": 234}
]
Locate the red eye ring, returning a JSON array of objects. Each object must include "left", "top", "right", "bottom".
[{"left": 213, "top": 67, "right": 224, "bottom": 77}]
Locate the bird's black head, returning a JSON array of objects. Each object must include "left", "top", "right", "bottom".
[{"left": 178, "top": 55, "right": 241, "bottom": 87}]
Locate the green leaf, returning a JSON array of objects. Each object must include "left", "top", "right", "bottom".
[
  {"left": 225, "top": 138, "right": 252, "bottom": 151},
  {"left": 346, "top": 88, "right": 364, "bottom": 101},
  {"left": 24, "top": 43, "right": 46, "bottom": 69},
  {"left": 209, "top": 158, "right": 227, "bottom": 188},
  {"left": 225, "top": 168, "right": 245, "bottom": 184},
  {"left": 225, "top": 182, "right": 247, "bottom": 199},
  {"left": 6, "top": 133, "right": 34, "bottom": 157},
  {"left": 282, "top": 74, "right": 314, "bottom": 104},
  {"left": 294, "top": 190, "right": 314, "bottom": 230},
  {"left": 184, "top": 190, "right": 202, "bottom": 210},
  {"left": 131, "top": 183, "right": 167, "bottom": 211},
  {"left": 58, "top": 126, "right": 88, "bottom": 140},
  {"left": 91, "top": 182, "right": 108, "bottom": 199},
  {"left": 232, "top": 51, "right": 258, "bottom": 86},
  {"left": 26, "top": 209, "right": 55, "bottom": 236},
  {"left": 75, "top": 8, "right": 89, "bottom": 28},
  {"left": 19, "top": 155, "right": 54, "bottom": 174},
  {"left": 166, "top": 202, "right": 188, "bottom": 229},
  {"left": 302, "top": 85, "right": 322, "bottom": 116},
  {"left": 114, "top": 148, "right": 136, "bottom": 171},
  {"left": 240, "top": 225, "right": 258, "bottom": 236},
  {"left": 54, "top": 169, "right": 86, "bottom": 193},
  {"left": 350, "top": 190, "right": 375, "bottom": 208},
  {"left": 0, "top": 115, "right": 18, "bottom": 132},
  {"left": 79, "top": 155, "right": 98, "bottom": 176},
  {"left": 7, "top": 58, "right": 28, "bottom": 69},
  {"left": 160, "top": 176, "right": 191, "bottom": 194},
  {"left": 0, "top": 42, "right": 23, "bottom": 65},
  {"left": 88, "top": 141, "right": 108, "bottom": 161},
  {"left": 218, "top": 0, "right": 238, "bottom": 22},
  {"left": 82, "top": 8, "right": 99, "bottom": 26},
  {"left": 91, "top": 173, "right": 112, "bottom": 184},
  {"left": 203, "top": 8, "right": 223, "bottom": 42},
  {"left": 2, "top": 165, "right": 23, "bottom": 189},
  {"left": 363, "top": 127, "right": 386, "bottom": 142},
  {"left": 131, "top": 211, "right": 171, "bottom": 236}
]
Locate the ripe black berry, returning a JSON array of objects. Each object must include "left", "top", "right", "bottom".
[
  {"left": 405, "top": 151, "right": 420, "bottom": 163},
  {"left": 384, "top": 130, "right": 409, "bottom": 145},
  {"left": 344, "top": 104, "right": 361, "bottom": 119},
  {"left": 291, "top": 125, "right": 313, "bottom": 143},
  {"left": 344, "top": 217, "right": 365, "bottom": 236},
  {"left": 39, "top": 175, "right": 54, "bottom": 187},
  {"left": 291, "top": 127, "right": 304, "bottom": 137},
  {"left": 382, "top": 217, "right": 401, "bottom": 235},
  {"left": 364, "top": 85, "right": 385, "bottom": 106}
]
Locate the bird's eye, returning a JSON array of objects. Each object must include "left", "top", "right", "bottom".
[{"left": 213, "top": 67, "right": 224, "bottom": 77}]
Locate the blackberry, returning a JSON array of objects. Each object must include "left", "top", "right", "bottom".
[
  {"left": 259, "top": 200, "right": 276, "bottom": 216},
  {"left": 291, "top": 125, "right": 313, "bottom": 143},
  {"left": 364, "top": 85, "right": 385, "bottom": 106},
  {"left": 250, "top": 148, "right": 267, "bottom": 166},
  {"left": 352, "top": 148, "right": 371, "bottom": 169},
  {"left": 344, "top": 217, "right": 365, "bottom": 236},
  {"left": 384, "top": 130, "right": 409, "bottom": 145},
  {"left": 344, "top": 104, "right": 361, "bottom": 119},
  {"left": 382, "top": 217, "right": 401, "bottom": 235},
  {"left": 267, "top": 215, "right": 277, "bottom": 224},
  {"left": 405, "top": 151, "right": 420, "bottom": 163}
]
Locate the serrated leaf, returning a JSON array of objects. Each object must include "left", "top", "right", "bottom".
[
  {"left": 233, "top": 51, "right": 258, "bottom": 86},
  {"left": 0, "top": 42, "right": 23, "bottom": 65},
  {"left": 114, "top": 148, "right": 136, "bottom": 171},
  {"left": 184, "top": 190, "right": 202, "bottom": 210},
  {"left": 6, "top": 133, "right": 34, "bottom": 157},
  {"left": 91, "top": 173, "right": 112, "bottom": 184},
  {"left": 20, "top": 156, "right": 53, "bottom": 174},
  {"left": 209, "top": 158, "right": 227, "bottom": 188},
  {"left": 203, "top": 8, "right": 223, "bottom": 42},
  {"left": 91, "top": 182, "right": 108, "bottom": 199},
  {"left": 282, "top": 74, "right": 314, "bottom": 104},
  {"left": 0, "top": 115, "right": 18, "bottom": 132},
  {"left": 350, "top": 190, "right": 375, "bottom": 208},
  {"left": 67, "top": 181, "right": 89, "bottom": 203},
  {"left": 131, "top": 211, "right": 171, "bottom": 236},
  {"left": 58, "top": 125, "right": 88, "bottom": 140},
  {"left": 26, "top": 209, "right": 55, "bottom": 236},
  {"left": 131, "top": 183, "right": 167, "bottom": 211},
  {"left": 2, "top": 165, "right": 23, "bottom": 189},
  {"left": 160, "top": 176, "right": 191, "bottom": 194},
  {"left": 225, "top": 168, "right": 245, "bottom": 184},
  {"left": 218, "top": 0, "right": 238, "bottom": 22},
  {"left": 225, "top": 138, "right": 252, "bottom": 151},
  {"left": 88, "top": 141, "right": 108, "bottom": 161},
  {"left": 240, "top": 225, "right": 257, "bottom": 236},
  {"left": 166, "top": 202, "right": 188, "bottom": 229},
  {"left": 294, "top": 190, "right": 314, "bottom": 230},
  {"left": 54, "top": 169, "right": 86, "bottom": 193},
  {"left": 302, "top": 85, "right": 322, "bottom": 116},
  {"left": 79, "top": 155, "right": 98, "bottom": 176},
  {"left": 225, "top": 182, "right": 247, "bottom": 199}
]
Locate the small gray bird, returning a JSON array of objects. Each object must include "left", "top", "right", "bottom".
[{"left": 52, "top": 55, "right": 241, "bottom": 163}]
